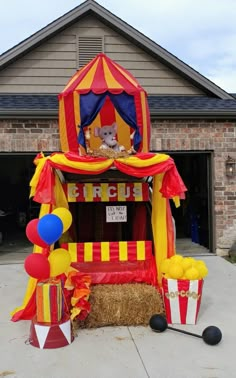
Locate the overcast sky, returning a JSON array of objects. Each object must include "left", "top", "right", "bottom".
[{"left": 1, "top": 0, "right": 236, "bottom": 93}]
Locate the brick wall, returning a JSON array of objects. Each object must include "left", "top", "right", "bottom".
[
  {"left": 0, "top": 119, "right": 60, "bottom": 152},
  {"left": 151, "top": 119, "right": 236, "bottom": 255},
  {"left": 1, "top": 118, "right": 236, "bottom": 255}
]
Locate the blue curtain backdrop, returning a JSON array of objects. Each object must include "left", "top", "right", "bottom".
[{"left": 78, "top": 91, "right": 141, "bottom": 151}]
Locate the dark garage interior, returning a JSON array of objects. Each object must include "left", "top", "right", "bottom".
[
  {"left": 0, "top": 152, "right": 212, "bottom": 251},
  {"left": 169, "top": 152, "right": 212, "bottom": 250},
  {"left": 0, "top": 153, "right": 40, "bottom": 246}
]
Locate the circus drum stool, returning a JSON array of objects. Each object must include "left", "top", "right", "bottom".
[
  {"left": 29, "top": 279, "right": 74, "bottom": 349},
  {"left": 29, "top": 314, "right": 74, "bottom": 349}
]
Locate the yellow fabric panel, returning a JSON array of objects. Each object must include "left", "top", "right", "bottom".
[
  {"left": 112, "top": 61, "right": 139, "bottom": 87},
  {"left": 117, "top": 183, "right": 126, "bottom": 202},
  {"left": 151, "top": 173, "right": 168, "bottom": 285},
  {"left": 61, "top": 64, "right": 88, "bottom": 92},
  {"left": 54, "top": 174, "right": 69, "bottom": 209},
  {"left": 76, "top": 59, "right": 100, "bottom": 90},
  {"left": 29, "top": 154, "right": 48, "bottom": 198},
  {"left": 115, "top": 110, "right": 131, "bottom": 150},
  {"left": 67, "top": 183, "right": 77, "bottom": 203},
  {"left": 117, "top": 154, "right": 169, "bottom": 168},
  {"left": 101, "top": 183, "right": 109, "bottom": 202},
  {"left": 85, "top": 183, "right": 93, "bottom": 202},
  {"left": 10, "top": 275, "right": 37, "bottom": 317},
  {"left": 84, "top": 243, "right": 93, "bottom": 262},
  {"left": 119, "top": 241, "right": 128, "bottom": 261},
  {"left": 43, "top": 284, "right": 51, "bottom": 323},
  {"left": 31, "top": 154, "right": 170, "bottom": 193},
  {"left": 57, "top": 284, "right": 62, "bottom": 319},
  {"left": 137, "top": 240, "right": 145, "bottom": 260},
  {"left": 59, "top": 99, "right": 69, "bottom": 152},
  {"left": 68, "top": 243, "right": 77, "bottom": 263},
  {"left": 73, "top": 92, "right": 81, "bottom": 131},
  {"left": 140, "top": 91, "right": 148, "bottom": 153},
  {"left": 11, "top": 203, "right": 52, "bottom": 317},
  {"left": 39, "top": 203, "right": 51, "bottom": 218},
  {"left": 50, "top": 151, "right": 113, "bottom": 172},
  {"left": 101, "top": 242, "right": 110, "bottom": 261},
  {"left": 86, "top": 112, "right": 102, "bottom": 150},
  {"left": 134, "top": 182, "right": 143, "bottom": 202},
  {"left": 173, "top": 196, "right": 180, "bottom": 208},
  {"left": 33, "top": 203, "right": 51, "bottom": 253},
  {"left": 103, "top": 58, "right": 123, "bottom": 89}
]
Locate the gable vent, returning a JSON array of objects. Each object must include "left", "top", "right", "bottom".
[{"left": 77, "top": 36, "right": 104, "bottom": 68}]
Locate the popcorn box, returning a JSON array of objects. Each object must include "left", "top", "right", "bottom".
[
  {"left": 36, "top": 279, "right": 64, "bottom": 324},
  {"left": 162, "top": 278, "right": 204, "bottom": 324}
]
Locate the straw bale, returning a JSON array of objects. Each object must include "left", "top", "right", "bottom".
[
  {"left": 77, "top": 283, "right": 165, "bottom": 328},
  {"left": 88, "top": 148, "right": 130, "bottom": 159}
]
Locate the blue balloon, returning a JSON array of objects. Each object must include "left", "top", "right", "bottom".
[{"left": 37, "top": 214, "right": 63, "bottom": 245}]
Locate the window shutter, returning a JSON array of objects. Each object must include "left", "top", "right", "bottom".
[{"left": 77, "top": 36, "right": 104, "bottom": 68}]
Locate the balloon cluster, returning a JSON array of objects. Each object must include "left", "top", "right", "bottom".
[
  {"left": 24, "top": 208, "right": 73, "bottom": 280},
  {"left": 160, "top": 255, "right": 208, "bottom": 280}
]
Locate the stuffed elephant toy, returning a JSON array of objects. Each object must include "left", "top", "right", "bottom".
[{"left": 94, "top": 123, "right": 125, "bottom": 152}]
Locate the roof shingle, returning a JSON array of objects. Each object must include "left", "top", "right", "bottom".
[{"left": 1, "top": 94, "right": 236, "bottom": 116}]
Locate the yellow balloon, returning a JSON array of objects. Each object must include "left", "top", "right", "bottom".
[
  {"left": 169, "top": 263, "right": 184, "bottom": 279},
  {"left": 197, "top": 265, "right": 208, "bottom": 279},
  {"left": 195, "top": 260, "right": 207, "bottom": 268},
  {"left": 48, "top": 248, "right": 71, "bottom": 277},
  {"left": 52, "top": 208, "right": 72, "bottom": 233},
  {"left": 160, "top": 259, "right": 171, "bottom": 274},
  {"left": 181, "top": 257, "right": 194, "bottom": 271},
  {"left": 170, "top": 255, "right": 184, "bottom": 263},
  {"left": 185, "top": 267, "right": 199, "bottom": 280},
  {"left": 186, "top": 257, "right": 196, "bottom": 264}
]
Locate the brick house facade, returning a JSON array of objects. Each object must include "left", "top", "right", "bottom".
[
  {"left": 1, "top": 114, "right": 235, "bottom": 255},
  {"left": 0, "top": 119, "right": 60, "bottom": 152},
  {"left": 151, "top": 119, "right": 236, "bottom": 255},
  {"left": 0, "top": 0, "right": 236, "bottom": 256}
]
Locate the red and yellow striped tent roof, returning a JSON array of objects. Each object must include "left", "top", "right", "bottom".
[
  {"left": 59, "top": 53, "right": 146, "bottom": 96},
  {"left": 58, "top": 53, "right": 151, "bottom": 153}
]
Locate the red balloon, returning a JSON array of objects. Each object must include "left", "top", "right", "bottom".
[
  {"left": 26, "top": 219, "right": 48, "bottom": 248},
  {"left": 24, "top": 253, "right": 50, "bottom": 280}
]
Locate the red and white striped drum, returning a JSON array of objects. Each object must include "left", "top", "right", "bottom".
[{"left": 29, "top": 314, "right": 74, "bottom": 349}]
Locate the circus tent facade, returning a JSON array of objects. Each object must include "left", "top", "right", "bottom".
[
  {"left": 58, "top": 53, "right": 150, "bottom": 154},
  {"left": 11, "top": 54, "right": 187, "bottom": 322}
]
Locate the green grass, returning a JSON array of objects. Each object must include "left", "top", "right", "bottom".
[{"left": 223, "top": 255, "right": 236, "bottom": 264}]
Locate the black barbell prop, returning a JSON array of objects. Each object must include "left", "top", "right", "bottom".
[{"left": 149, "top": 314, "right": 222, "bottom": 346}]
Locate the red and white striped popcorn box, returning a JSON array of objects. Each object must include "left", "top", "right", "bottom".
[{"left": 162, "top": 278, "right": 204, "bottom": 324}]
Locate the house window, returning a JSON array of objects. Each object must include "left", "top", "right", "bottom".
[{"left": 77, "top": 36, "right": 104, "bottom": 68}]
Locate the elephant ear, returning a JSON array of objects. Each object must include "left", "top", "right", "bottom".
[
  {"left": 94, "top": 127, "right": 101, "bottom": 137},
  {"left": 111, "top": 122, "right": 118, "bottom": 134}
]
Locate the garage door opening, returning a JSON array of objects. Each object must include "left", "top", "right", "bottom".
[
  {"left": 0, "top": 153, "right": 41, "bottom": 248},
  {"left": 0, "top": 152, "right": 214, "bottom": 255},
  {"left": 168, "top": 152, "right": 214, "bottom": 253}
]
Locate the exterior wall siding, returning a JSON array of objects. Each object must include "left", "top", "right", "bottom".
[
  {"left": 0, "top": 16, "right": 204, "bottom": 95},
  {"left": 1, "top": 118, "right": 235, "bottom": 255}
]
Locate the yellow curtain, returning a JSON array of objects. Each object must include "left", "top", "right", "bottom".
[
  {"left": 11, "top": 203, "right": 52, "bottom": 318},
  {"left": 151, "top": 173, "right": 169, "bottom": 285}
]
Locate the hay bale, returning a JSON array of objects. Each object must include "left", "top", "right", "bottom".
[{"left": 77, "top": 283, "right": 165, "bottom": 328}]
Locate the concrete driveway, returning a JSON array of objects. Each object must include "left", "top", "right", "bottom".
[{"left": 0, "top": 255, "right": 235, "bottom": 378}]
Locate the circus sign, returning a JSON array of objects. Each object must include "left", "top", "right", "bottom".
[{"left": 63, "top": 182, "right": 149, "bottom": 202}]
